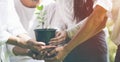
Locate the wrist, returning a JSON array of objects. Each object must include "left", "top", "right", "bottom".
[
  {"left": 17, "top": 39, "right": 35, "bottom": 49},
  {"left": 16, "top": 38, "right": 29, "bottom": 48},
  {"left": 26, "top": 39, "right": 36, "bottom": 49},
  {"left": 63, "top": 44, "right": 71, "bottom": 54},
  {"left": 7, "top": 36, "right": 22, "bottom": 46},
  {"left": 65, "top": 30, "right": 71, "bottom": 43}
]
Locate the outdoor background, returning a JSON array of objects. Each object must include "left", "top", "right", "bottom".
[{"left": 106, "top": 19, "right": 117, "bottom": 62}]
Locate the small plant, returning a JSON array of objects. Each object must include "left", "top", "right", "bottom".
[
  {"left": 34, "top": 4, "right": 56, "bottom": 46},
  {"left": 35, "top": 5, "right": 46, "bottom": 29}
]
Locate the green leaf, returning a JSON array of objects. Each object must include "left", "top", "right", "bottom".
[
  {"left": 36, "top": 5, "right": 43, "bottom": 10},
  {"left": 35, "top": 12, "right": 40, "bottom": 14}
]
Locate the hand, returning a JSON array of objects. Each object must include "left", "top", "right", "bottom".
[
  {"left": 44, "top": 46, "right": 68, "bottom": 62},
  {"left": 25, "top": 39, "right": 46, "bottom": 52},
  {"left": 28, "top": 39, "right": 58, "bottom": 53},
  {"left": 27, "top": 45, "right": 57, "bottom": 60},
  {"left": 49, "top": 31, "right": 67, "bottom": 45}
]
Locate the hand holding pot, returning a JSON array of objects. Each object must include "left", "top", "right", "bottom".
[{"left": 49, "top": 31, "right": 67, "bottom": 45}]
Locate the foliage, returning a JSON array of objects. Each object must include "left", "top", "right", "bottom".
[
  {"left": 35, "top": 5, "right": 46, "bottom": 28},
  {"left": 106, "top": 20, "right": 117, "bottom": 62},
  {"left": 107, "top": 36, "right": 117, "bottom": 62}
]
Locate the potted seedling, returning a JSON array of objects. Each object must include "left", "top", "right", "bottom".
[{"left": 34, "top": 5, "right": 56, "bottom": 45}]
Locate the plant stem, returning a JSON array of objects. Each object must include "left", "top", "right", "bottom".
[{"left": 42, "top": 22, "right": 44, "bottom": 29}]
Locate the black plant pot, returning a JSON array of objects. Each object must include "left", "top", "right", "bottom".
[{"left": 34, "top": 29, "right": 56, "bottom": 44}]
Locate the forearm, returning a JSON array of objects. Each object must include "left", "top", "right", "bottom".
[
  {"left": 64, "top": 5, "right": 107, "bottom": 53},
  {"left": 13, "top": 46, "right": 29, "bottom": 56},
  {"left": 7, "top": 36, "right": 23, "bottom": 46},
  {"left": 6, "top": 36, "right": 33, "bottom": 49},
  {"left": 12, "top": 46, "right": 37, "bottom": 57}
]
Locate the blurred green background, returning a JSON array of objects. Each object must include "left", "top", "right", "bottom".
[
  {"left": 107, "top": 37, "right": 117, "bottom": 62},
  {"left": 107, "top": 20, "right": 117, "bottom": 62}
]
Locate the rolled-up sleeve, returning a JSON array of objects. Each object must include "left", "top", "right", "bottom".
[
  {"left": 66, "top": 18, "right": 87, "bottom": 38},
  {"left": 94, "top": 0, "right": 112, "bottom": 11}
]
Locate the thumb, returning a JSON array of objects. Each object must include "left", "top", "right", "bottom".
[{"left": 35, "top": 42, "right": 46, "bottom": 46}]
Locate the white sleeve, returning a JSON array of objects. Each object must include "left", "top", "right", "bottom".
[
  {"left": 7, "top": 44, "right": 16, "bottom": 56},
  {"left": 94, "top": 0, "right": 112, "bottom": 11},
  {"left": 0, "top": 27, "right": 11, "bottom": 46},
  {"left": 66, "top": 18, "right": 87, "bottom": 38},
  {"left": 0, "top": 0, "right": 11, "bottom": 46}
]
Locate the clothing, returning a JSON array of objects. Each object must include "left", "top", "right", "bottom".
[
  {"left": 0, "top": 0, "right": 26, "bottom": 62},
  {"left": 17, "top": 0, "right": 112, "bottom": 62},
  {"left": 9, "top": 0, "right": 55, "bottom": 62},
  {"left": 8, "top": 0, "right": 111, "bottom": 62},
  {"left": 111, "top": 1, "right": 120, "bottom": 62},
  {"left": 111, "top": 9, "right": 120, "bottom": 46},
  {"left": 64, "top": 31, "right": 108, "bottom": 62},
  {"left": 41, "top": 0, "right": 112, "bottom": 62},
  {"left": 115, "top": 45, "right": 120, "bottom": 62}
]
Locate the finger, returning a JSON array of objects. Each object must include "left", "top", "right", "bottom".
[
  {"left": 50, "top": 37, "right": 57, "bottom": 41},
  {"left": 49, "top": 41, "right": 60, "bottom": 46},
  {"left": 44, "top": 45, "right": 56, "bottom": 49},
  {"left": 51, "top": 32, "right": 61, "bottom": 41},
  {"left": 47, "top": 49, "right": 58, "bottom": 57},
  {"left": 52, "top": 35, "right": 64, "bottom": 41},
  {"left": 50, "top": 37, "right": 65, "bottom": 45},
  {"left": 50, "top": 32, "right": 64, "bottom": 41},
  {"left": 35, "top": 42, "right": 46, "bottom": 46},
  {"left": 56, "top": 31, "right": 61, "bottom": 37},
  {"left": 40, "top": 45, "right": 56, "bottom": 51},
  {"left": 49, "top": 38, "right": 65, "bottom": 45},
  {"left": 55, "top": 37, "right": 65, "bottom": 43}
]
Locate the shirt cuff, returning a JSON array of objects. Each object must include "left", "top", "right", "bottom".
[
  {"left": 94, "top": 0, "right": 112, "bottom": 11},
  {"left": 112, "top": 33, "right": 120, "bottom": 46},
  {"left": 7, "top": 44, "right": 16, "bottom": 56},
  {"left": 66, "top": 18, "right": 87, "bottom": 39},
  {"left": 0, "top": 31, "right": 11, "bottom": 46}
]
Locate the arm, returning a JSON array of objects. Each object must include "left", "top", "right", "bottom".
[
  {"left": 6, "top": 34, "right": 46, "bottom": 53},
  {"left": 111, "top": 10, "right": 120, "bottom": 45},
  {"left": 6, "top": 35, "right": 32, "bottom": 49},
  {"left": 110, "top": 0, "right": 120, "bottom": 45},
  {"left": 12, "top": 46, "right": 29, "bottom": 56},
  {"left": 45, "top": 5, "right": 108, "bottom": 62},
  {"left": 64, "top": 5, "right": 107, "bottom": 54}
]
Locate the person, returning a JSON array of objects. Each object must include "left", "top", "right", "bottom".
[
  {"left": 9, "top": 0, "right": 56, "bottom": 62},
  {"left": 110, "top": 0, "right": 120, "bottom": 62},
  {"left": 0, "top": 0, "right": 54, "bottom": 62},
  {"left": 12, "top": 0, "right": 112, "bottom": 62},
  {"left": 35, "top": 0, "right": 112, "bottom": 62}
]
